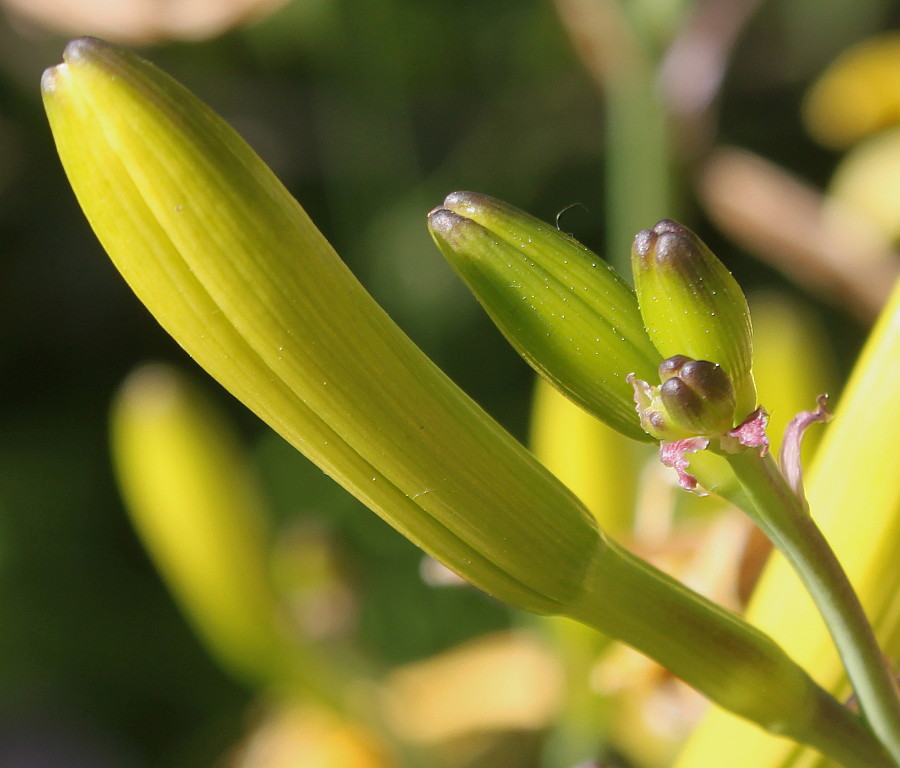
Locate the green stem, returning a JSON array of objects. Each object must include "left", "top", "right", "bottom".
[
  {"left": 721, "top": 448, "right": 900, "bottom": 764},
  {"left": 606, "top": 68, "right": 675, "bottom": 277},
  {"left": 564, "top": 540, "right": 894, "bottom": 767}
]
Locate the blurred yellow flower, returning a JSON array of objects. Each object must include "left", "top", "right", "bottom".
[{"left": 804, "top": 33, "right": 900, "bottom": 149}]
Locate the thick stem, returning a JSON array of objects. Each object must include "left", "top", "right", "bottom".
[
  {"left": 722, "top": 449, "right": 900, "bottom": 764},
  {"left": 564, "top": 540, "right": 894, "bottom": 767}
]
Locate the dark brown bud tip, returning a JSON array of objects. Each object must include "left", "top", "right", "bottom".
[
  {"left": 64, "top": 37, "right": 110, "bottom": 63},
  {"left": 658, "top": 355, "right": 694, "bottom": 381},
  {"left": 658, "top": 358, "right": 737, "bottom": 435},
  {"left": 660, "top": 377, "right": 705, "bottom": 424},
  {"left": 427, "top": 207, "right": 464, "bottom": 235},
  {"left": 651, "top": 230, "right": 697, "bottom": 268},
  {"left": 442, "top": 190, "right": 504, "bottom": 215},
  {"left": 632, "top": 221, "right": 699, "bottom": 270},
  {"left": 678, "top": 360, "right": 733, "bottom": 400}
]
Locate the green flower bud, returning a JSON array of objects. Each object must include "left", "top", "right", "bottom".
[
  {"left": 429, "top": 192, "right": 662, "bottom": 443},
  {"left": 631, "top": 220, "right": 757, "bottom": 418}
]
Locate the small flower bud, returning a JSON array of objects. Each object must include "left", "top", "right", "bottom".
[
  {"left": 630, "top": 357, "right": 737, "bottom": 442},
  {"left": 658, "top": 354, "right": 693, "bottom": 382},
  {"left": 628, "top": 373, "right": 692, "bottom": 441},
  {"left": 632, "top": 220, "right": 757, "bottom": 418},
  {"left": 660, "top": 359, "right": 736, "bottom": 436},
  {"left": 430, "top": 192, "right": 662, "bottom": 442}
]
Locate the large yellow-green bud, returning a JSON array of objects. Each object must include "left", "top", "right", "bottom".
[{"left": 42, "top": 37, "right": 601, "bottom": 615}]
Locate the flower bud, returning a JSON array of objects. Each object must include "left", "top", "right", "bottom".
[
  {"left": 429, "top": 192, "right": 662, "bottom": 442},
  {"left": 660, "top": 358, "right": 736, "bottom": 436},
  {"left": 629, "top": 375, "right": 691, "bottom": 443},
  {"left": 673, "top": 281, "right": 900, "bottom": 768},
  {"left": 111, "top": 364, "right": 287, "bottom": 687},
  {"left": 632, "top": 220, "right": 757, "bottom": 418},
  {"left": 630, "top": 357, "right": 736, "bottom": 442},
  {"left": 658, "top": 354, "right": 693, "bottom": 382},
  {"left": 42, "top": 37, "right": 603, "bottom": 615}
]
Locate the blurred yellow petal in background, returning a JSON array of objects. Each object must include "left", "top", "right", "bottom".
[
  {"left": 804, "top": 33, "right": 900, "bottom": 149},
  {"left": 529, "top": 376, "right": 643, "bottom": 538},
  {"left": 382, "top": 631, "right": 562, "bottom": 746},
  {"left": 112, "top": 364, "right": 286, "bottom": 687},
  {"left": 231, "top": 702, "right": 390, "bottom": 768},
  {"left": 749, "top": 293, "right": 837, "bottom": 461},
  {"left": 828, "top": 128, "right": 900, "bottom": 243}
]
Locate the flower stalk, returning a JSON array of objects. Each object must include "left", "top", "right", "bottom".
[
  {"left": 569, "top": 539, "right": 895, "bottom": 768},
  {"left": 630, "top": 222, "right": 900, "bottom": 760},
  {"left": 709, "top": 445, "right": 900, "bottom": 764},
  {"left": 675, "top": 274, "right": 900, "bottom": 768},
  {"left": 630, "top": 220, "right": 900, "bottom": 761}
]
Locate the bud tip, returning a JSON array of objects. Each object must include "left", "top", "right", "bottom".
[
  {"left": 632, "top": 229, "right": 655, "bottom": 260},
  {"left": 40, "top": 65, "right": 62, "bottom": 95},
  {"left": 427, "top": 207, "right": 464, "bottom": 237},
  {"left": 651, "top": 231, "right": 694, "bottom": 267},
  {"left": 64, "top": 37, "right": 118, "bottom": 63},
  {"left": 443, "top": 190, "right": 477, "bottom": 208},
  {"left": 652, "top": 218, "right": 686, "bottom": 236}
]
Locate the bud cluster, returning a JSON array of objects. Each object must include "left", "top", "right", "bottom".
[
  {"left": 428, "top": 202, "right": 768, "bottom": 491},
  {"left": 632, "top": 355, "right": 737, "bottom": 441}
]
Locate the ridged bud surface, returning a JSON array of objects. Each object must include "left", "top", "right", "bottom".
[
  {"left": 429, "top": 192, "right": 661, "bottom": 442},
  {"left": 42, "top": 38, "right": 605, "bottom": 615},
  {"left": 632, "top": 220, "right": 757, "bottom": 418}
]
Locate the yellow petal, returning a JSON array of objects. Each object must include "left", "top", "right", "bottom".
[{"left": 804, "top": 33, "right": 900, "bottom": 149}]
